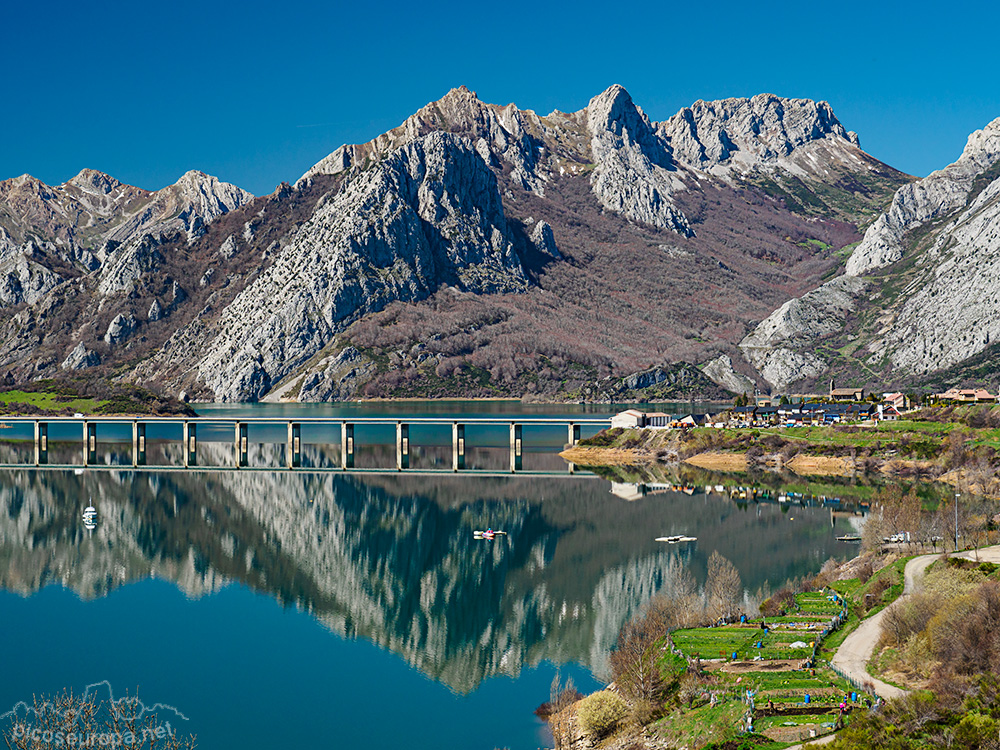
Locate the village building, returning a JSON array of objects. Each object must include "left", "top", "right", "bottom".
[
  {"left": 645, "top": 412, "right": 672, "bottom": 428},
  {"left": 610, "top": 410, "right": 690, "bottom": 430},
  {"left": 883, "top": 392, "right": 910, "bottom": 410},
  {"left": 829, "top": 380, "right": 865, "bottom": 401},
  {"left": 935, "top": 387, "right": 998, "bottom": 403},
  {"left": 610, "top": 409, "right": 645, "bottom": 429}
]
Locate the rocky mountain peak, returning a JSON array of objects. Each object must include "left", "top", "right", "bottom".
[
  {"left": 959, "top": 116, "right": 1000, "bottom": 170},
  {"left": 583, "top": 84, "right": 690, "bottom": 233},
  {"left": 0, "top": 173, "right": 51, "bottom": 200},
  {"left": 66, "top": 168, "right": 125, "bottom": 195},
  {"left": 659, "top": 94, "right": 855, "bottom": 170},
  {"left": 586, "top": 85, "right": 640, "bottom": 131},
  {"left": 846, "top": 115, "right": 1000, "bottom": 277},
  {"left": 166, "top": 171, "right": 255, "bottom": 232}
]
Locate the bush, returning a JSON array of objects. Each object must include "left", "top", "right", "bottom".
[
  {"left": 630, "top": 698, "right": 661, "bottom": 725},
  {"left": 576, "top": 690, "right": 628, "bottom": 739},
  {"left": 857, "top": 561, "right": 874, "bottom": 584},
  {"left": 760, "top": 588, "right": 795, "bottom": 617}
]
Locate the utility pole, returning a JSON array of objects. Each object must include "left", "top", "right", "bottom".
[{"left": 955, "top": 493, "right": 960, "bottom": 552}]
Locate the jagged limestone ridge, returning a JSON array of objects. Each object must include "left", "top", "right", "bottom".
[
  {"left": 739, "top": 117, "right": 1000, "bottom": 389},
  {"left": 186, "top": 132, "right": 528, "bottom": 401},
  {"left": 846, "top": 117, "right": 1000, "bottom": 276}
]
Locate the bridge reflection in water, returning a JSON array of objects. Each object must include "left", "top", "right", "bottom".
[{"left": 0, "top": 417, "right": 609, "bottom": 474}]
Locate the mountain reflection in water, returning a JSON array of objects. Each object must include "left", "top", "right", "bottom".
[{"left": 0, "top": 458, "right": 858, "bottom": 693}]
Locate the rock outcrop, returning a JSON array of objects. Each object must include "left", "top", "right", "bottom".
[
  {"left": 739, "top": 116, "right": 1000, "bottom": 390},
  {"left": 61, "top": 342, "right": 100, "bottom": 370},
  {"left": 104, "top": 313, "right": 138, "bottom": 346},
  {"left": 846, "top": 117, "right": 1000, "bottom": 276},
  {"left": 585, "top": 85, "right": 691, "bottom": 235},
  {"left": 660, "top": 94, "right": 856, "bottom": 172},
  {"left": 177, "top": 132, "right": 528, "bottom": 401},
  {"left": 701, "top": 354, "right": 756, "bottom": 395},
  {"left": 0, "top": 242, "right": 63, "bottom": 308}
]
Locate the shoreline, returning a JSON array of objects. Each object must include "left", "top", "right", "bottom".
[{"left": 561, "top": 442, "right": 986, "bottom": 490}]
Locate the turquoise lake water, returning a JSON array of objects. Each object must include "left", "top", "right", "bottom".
[{"left": 0, "top": 402, "right": 865, "bottom": 748}]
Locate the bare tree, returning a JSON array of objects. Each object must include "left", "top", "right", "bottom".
[
  {"left": 706, "top": 551, "right": 743, "bottom": 621},
  {"left": 3, "top": 690, "right": 195, "bottom": 750},
  {"left": 608, "top": 613, "right": 667, "bottom": 703},
  {"left": 862, "top": 486, "right": 922, "bottom": 552}
]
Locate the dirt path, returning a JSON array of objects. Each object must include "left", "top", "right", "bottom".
[
  {"left": 830, "top": 553, "right": 938, "bottom": 700},
  {"left": 786, "top": 730, "right": 840, "bottom": 750},
  {"left": 831, "top": 546, "right": 1000, "bottom": 701},
  {"left": 793, "top": 546, "right": 1000, "bottom": 747},
  {"left": 956, "top": 546, "right": 1000, "bottom": 564}
]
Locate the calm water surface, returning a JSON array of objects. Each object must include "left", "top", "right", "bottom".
[{"left": 0, "top": 402, "right": 866, "bottom": 749}]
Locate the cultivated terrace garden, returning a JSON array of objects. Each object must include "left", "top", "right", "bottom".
[{"left": 546, "top": 552, "right": 922, "bottom": 750}]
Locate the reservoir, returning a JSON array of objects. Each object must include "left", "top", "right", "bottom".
[{"left": 0, "top": 402, "right": 868, "bottom": 749}]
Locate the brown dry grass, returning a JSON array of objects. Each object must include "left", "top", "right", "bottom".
[
  {"left": 785, "top": 454, "right": 856, "bottom": 477},
  {"left": 683, "top": 451, "right": 748, "bottom": 471},
  {"left": 559, "top": 446, "right": 652, "bottom": 466}
]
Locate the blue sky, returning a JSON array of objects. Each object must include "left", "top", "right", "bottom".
[{"left": 4, "top": 0, "right": 998, "bottom": 196}]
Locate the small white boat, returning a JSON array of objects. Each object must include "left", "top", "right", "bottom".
[
  {"left": 655, "top": 535, "right": 697, "bottom": 544},
  {"left": 83, "top": 504, "right": 97, "bottom": 530},
  {"left": 473, "top": 529, "right": 507, "bottom": 540}
]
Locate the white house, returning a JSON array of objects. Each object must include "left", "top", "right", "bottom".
[{"left": 611, "top": 409, "right": 646, "bottom": 429}]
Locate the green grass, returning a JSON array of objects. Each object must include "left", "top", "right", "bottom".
[
  {"left": 798, "top": 238, "right": 832, "bottom": 252},
  {"left": 671, "top": 626, "right": 757, "bottom": 658},
  {"left": 0, "top": 390, "right": 107, "bottom": 413},
  {"left": 652, "top": 701, "right": 747, "bottom": 748}
]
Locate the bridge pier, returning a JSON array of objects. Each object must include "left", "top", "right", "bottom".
[
  {"left": 568, "top": 422, "right": 580, "bottom": 446},
  {"left": 183, "top": 422, "right": 197, "bottom": 467},
  {"left": 341, "top": 423, "right": 354, "bottom": 469},
  {"left": 34, "top": 421, "right": 47, "bottom": 466},
  {"left": 84, "top": 422, "right": 97, "bottom": 466},
  {"left": 510, "top": 422, "right": 522, "bottom": 473},
  {"left": 236, "top": 423, "right": 249, "bottom": 468},
  {"left": 396, "top": 422, "right": 409, "bottom": 470},
  {"left": 133, "top": 421, "right": 146, "bottom": 467},
  {"left": 287, "top": 422, "right": 301, "bottom": 469},
  {"left": 452, "top": 422, "right": 465, "bottom": 471}
]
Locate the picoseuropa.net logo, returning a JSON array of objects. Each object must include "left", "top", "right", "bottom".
[{"left": 0, "top": 681, "right": 193, "bottom": 748}]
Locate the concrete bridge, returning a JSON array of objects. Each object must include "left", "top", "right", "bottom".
[{"left": 0, "top": 416, "right": 610, "bottom": 473}]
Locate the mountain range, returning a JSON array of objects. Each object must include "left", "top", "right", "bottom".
[{"left": 4, "top": 84, "right": 996, "bottom": 401}]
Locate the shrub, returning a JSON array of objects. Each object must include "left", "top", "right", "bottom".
[
  {"left": 631, "top": 698, "right": 661, "bottom": 726},
  {"left": 857, "top": 560, "right": 874, "bottom": 584},
  {"left": 760, "top": 588, "right": 795, "bottom": 617},
  {"left": 576, "top": 690, "right": 628, "bottom": 739}
]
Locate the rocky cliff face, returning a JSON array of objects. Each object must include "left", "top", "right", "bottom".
[
  {"left": 0, "top": 169, "right": 252, "bottom": 307},
  {"left": 739, "top": 117, "right": 1000, "bottom": 391},
  {"left": 846, "top": 119, "right": 1000, "bottom": 276},
  {"left": 660, "top": 94, "right": 857, "bottom": 171},
  {"left": 0, "top": 85, "right": 911, "bottom": 401},
  {"left": 150, "top": 133, "right": 529, "bottom": 401}
]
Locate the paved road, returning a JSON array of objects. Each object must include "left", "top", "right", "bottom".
[{"left": 830, "top": 553, "right": 938, "bottom": 700}]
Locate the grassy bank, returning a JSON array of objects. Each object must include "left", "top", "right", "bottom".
[
  {"left": 563, "top": 413, "right": 1000, "bottom": 494},
  {"left": 0, "top": 379, "right": 195, "bottom": 417}
]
